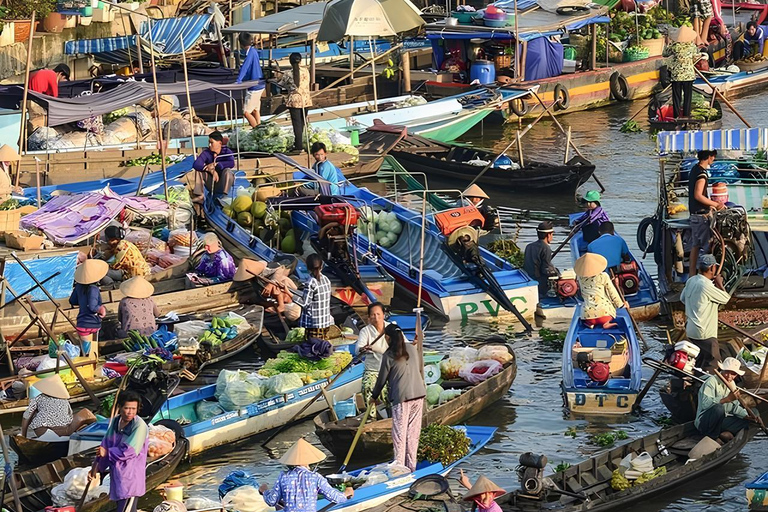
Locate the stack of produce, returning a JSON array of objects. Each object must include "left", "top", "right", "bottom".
[
  {"left": 417, "top": 424, "right": 471, "bottom": 465},
  {"left": 439, "top": 345, "right": 510, "bottom": 385},
  {"left": 223, "top": 195, "right": 297, "bottom": 253},
  {"left": 258, "top": 350, "right": 352, "bottom": 384},
  {"left": 147, "top": 424, "right": 176, "bottom": 458},
  {"left": 121, "top": 330, "right": 175, "bottom": 361},
  {"left": 228, "top": 123, "right": 295, "bottom": 153},
  {"left": 357, "top": 208, "right": 404, "bottom": 248},
  {"left": 690, "top": 94, "right": 721, "bottom": 122},
  {"left": 303, "top": 127, "right": 360, "bottom": 165},
  {"left": 198, "top": 316, "right": 241, "bottom": 347}
]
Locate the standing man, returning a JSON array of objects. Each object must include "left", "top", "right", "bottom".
[
  {"left": 587, "top": 221, "right": 631, "bottom": 269},
  {"left": 28, "top": 64, "right": 70, "bottom": 97},
  {"left": 523, "top": 221, "right": 558, "bottom": 298},
  {"left": 680, "top": 254, "right": 731, "bottom": 371},
  {"left": 688, "top": 150, "right": 724, "bottom": 277},
  {"left": 236, "top": 33, "right": 266, "bottom": 128},
  {"left": 93, "top": 391, "right": 148, "bottom": 512}
]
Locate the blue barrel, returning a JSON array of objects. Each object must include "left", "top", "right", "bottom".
[
  {"left": 334, "top": 398, "right": 357, "bottom": 419},
  {"left": 470, "top": 60, "right": 496, "bottom": 84}
]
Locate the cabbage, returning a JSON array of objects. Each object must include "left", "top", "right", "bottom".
[
  {"left": 265, "top": 373, "right": 305, "bottom": 396},
  {"left": 426, "top": 384, "right": 444, "bottom": 406},
  {"left": 285, "top": 328, "right": 305, "bottom": 342},
  {"left": 438, "top": 389, "right": 462, "bottom": 405},
  {"left": 219, "top": 377, "right": 264, "bottom": 411},
  {"left": 215, "top": 370, "right": 248, "bottom": 398}
]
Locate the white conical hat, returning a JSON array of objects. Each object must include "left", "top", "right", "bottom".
[
  {"left": 33, "top": 374, "right": 70, "bottom": 399},
  {"left": 120, "top": 276, "right": 154, "bottom": 299},
  {"left": 279, "top": 438, "right": 327, "bottom": 466},
  {"left": 574, "top": 253, "right": 607, "bottom": 278},
  {"left": 74, "top": 259, "right": 109, "bottom": 285},
  {"left": 0, "top": 145, "right": 21, "bottom": 162},
  {"left": 463, "top": 184, "right": 489, "bottom": 199}
]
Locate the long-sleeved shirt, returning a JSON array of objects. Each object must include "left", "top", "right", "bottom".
[
  {"left": 193, "top": 147, "right": 236, "bottom": 173},
  {"left": 263, "top": 466, "right": 347, "bottom": 512},
  {"left": 745, "top": 25, "right": 768, "bottom": 54},
  {"left": 356, "top": 322, "right": 391, "bottom": 372},
  {"left": 98, "top": 416, "right": 149, "bottom": 501},
  {"left": 194, "top": 249, "right": 236, "bottom": 283},
  {"left": 680, "top": 274, "right": 731, "bottom": 339},
  {"left": 296, "top": 274, "right": 333, "bottom": 329},
  {"left": 117, "top": 297, "right": 160, "bottom": 338},
  {"left": 587, "top": 233, "right": 630, "bottom": 269},
  {"left": 112, "top": 240, "right": 151, "bottom": 279},
  {"left": 237, "top": 46, "right": 266, "bottom": 91},
  {"left": 695, "top": 374, "right": 748, "bottom": 430},
  {"left": 523, "top": 239, "right": 556, "bottom": 296},
  {"left": 69, "top": 283, "right": 103, "bottom": 329},
  {"left": 312, "top": 160, "right": 344, "bottom": 195},
  {"left": 29, "top": 69, "right": 59, "bottom": 97},
  {"left": 22, "top": 394, "right": 73, "bottom": 432},
  {"left": 576, "top": 207, "right": 611, "bottom": 245},
  {"left": 372, "top": 343, "right": 426, "bottom": 404},
  {"left": 278, "top": 66, "right": 312, "bottom": 108},
  {"left": 662, "top": 42, "right": 699, "bottom": 82},
  {"left": 578, "top": 272, "right": 624, "bottom": 320}
]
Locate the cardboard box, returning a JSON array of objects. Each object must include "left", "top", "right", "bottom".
[{"left": 5, "top": 231, "right": 44, "bottom": 251}]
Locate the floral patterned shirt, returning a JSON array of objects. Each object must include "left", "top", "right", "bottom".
[
  {"left": 112, "top": 240, "right": 151, "bottom": 279},
  {"left": 278, "top": 66, "right": 313, "bottom": 108},
  {"left": 662, "top": 42, "right": 699, "bottom": 82},
  {"left": 577, "top": 272, "right": 624, "bottom": 320}
]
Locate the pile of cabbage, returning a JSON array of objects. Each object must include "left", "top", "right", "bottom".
[
  {"left": 303, "top": 127, "right": 360, "bottom": 164},
  {"left": 257, "top": 350, "right": 353, "bottom": 385},
  {"left": 357, "top": 207, "right": 403, "bottom": 248},
  {"left": 228, "top": 123, "right": 295, "bottom": 153}
]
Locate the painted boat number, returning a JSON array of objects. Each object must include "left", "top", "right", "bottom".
[
  {"left": 384, "top": 475, "right": 416, "bottom": 489},
  {"left": 211, "top": 411, "right": 238, "bottom": 425},
  {"left": 573, "top": 393, "right": 631, "bottom": 408}
]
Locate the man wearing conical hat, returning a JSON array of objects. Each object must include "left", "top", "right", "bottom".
[
  {"left": 523, "top": 221, "right": 558, "bottom": 298},
  {"left": 0, "top": 144, "right": 21, "bottom": 202},
  {"left": 259, "top": 438, "right": 353, "bottom": 511},
  {"left": 21, "top": 374, "right": 73, "bottom": 439}
]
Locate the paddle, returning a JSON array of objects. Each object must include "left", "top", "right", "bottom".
[
  {"left": 465, "top": 138, "right": 519, "bottom": 189},
  {"left": 713, "top": 369, "right": 768, "bottom": 436},
  {"left": 719, "top": 320, "right": 768, "bottom": 350},
  {"left": 694, "top": 68, "right": 752, "bottom": 128},
  {"left": 551, "top": 217, "right": 588, "bottom": 258},
  {"left": 338, "top": 402, "right": 374, "bottom": 473}
]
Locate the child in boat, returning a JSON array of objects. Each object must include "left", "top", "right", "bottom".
[
  {"left": 459, "top": 470, "right": 506, "bottom": 512},
  {"left": 574, "top": 190, "right": 610, "bottom": 245},
  {"left": 69, "top": 259, "right": 109, "bottom": 356},
  {"left": 574, "top": 253, "right": 628, "bottom": 330}
]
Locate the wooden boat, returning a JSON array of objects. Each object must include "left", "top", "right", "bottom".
[
  {"left": 695, "top": 64, "right": 768, "bottom": 99},
  {"left": 562, "top": 307, "right": 643, "bottom": 415},
  {"left": 385, "top": 132, "right": 595, "bottom": 193},
  {"left": 379, "top": 422, "right": 754, "bottom": 512},
  {"left": 314, "top": 347, "right": 516, "bottom": 459},
  {"left": 647, "top": 94, "right": 723, "bottom": 131},
  {"left": 69, "top": 363, "right": 364, "bottom": 457},
  {"left": 747, "top": 470, "right": 768, "bottom": 511},
  {"left": 4, "top": 429, "right": 188, "bottom": 512},
  {"left": 320, "top": 426, "right": 496, "bottom": 512}
]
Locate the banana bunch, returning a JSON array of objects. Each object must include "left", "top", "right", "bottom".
[
  {"left": 610, "top": 469, "right": 631, "bottom": 491},
  {"left": 667, "top": 203, "right": 688, "bottom": 215},
  {"left": 635, "top": 467, "right": 666, "bottom": 484},
  {"left": 123, "top": 330, "right": 160, "bottom": 352}
]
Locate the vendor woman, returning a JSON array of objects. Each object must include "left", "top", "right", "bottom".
[
  {"left": 117, "top": 276, "right": 160, "bottom": 338},
  {"left": 100, "top": 226, "right": 151, "bottom": 286},
  {"left": 356, "top": 302, "right": 392, "bottom": 407},
  {"left": 21, "top": 374, "right": 73, "bottom": 439},
  {"left": 295, "top": 253, "right": 333, "bottom": 339},
  {"left": 70, "top": 259, "right": 109, "bottom": 356},
  {"left": 187, "top": 232, "right": 236, "bottom": 286},
  {"left": 574, "top": 190, "right": 610, "bottom": 245},
  {"left": 234, "top": 259, "right": 301, "bottom": 322}
]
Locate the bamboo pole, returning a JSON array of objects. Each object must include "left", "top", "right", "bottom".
[
  {"left": 415, "top": 191, "right": 427, "bottom": 378},
  {"left": 144, "top": 19, "right": 169, "bottom": 201},
  {"left": 513, "top": 0, "right": 519, "bottom": 79},
  {"left": 34, "top": 157, "right": 41, "bottom": 207},
  {"left": 179, "top": 35, "right": 198, "bottom": 158},
  {"left": 312, "top": 43, "right": 403, "bottom": 98},
  {"left": 694, "top": 68, "right": 751, "bottom": 128},
  {"left": 369, "top": 37, "right": 378, "bottom": 112},
  {"left": 0, "top": 423, "right": 23, "bottom": 512},
  {"left": 14, "top": 11, "right": 36, "bottom": 188}
]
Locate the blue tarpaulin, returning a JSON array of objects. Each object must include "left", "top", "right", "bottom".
[
  {"left": 4, "top": 252, "right": 79, "bottom": 302},
  {"left": 657, "top": 128, "right": 768, "bottom": 154},
  {"left": 525, "top": 37, "right": 563, "bottom": 80}
]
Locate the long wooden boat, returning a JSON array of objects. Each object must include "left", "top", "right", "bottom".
[
  {"left": 379, "top": 422, "right": 754, "bottom": 512},
  {"left": 69, "top": 363, "right": 364, "bottom": 456},
  {"left": 562, "top": 307, "right": 643, "bottom": 416},
  {"left": 386, "top": 133, "right": 595, "bottom": 193},
  {"left": 695, "top": 64, "right": 768, "bottom": 99},
  {"left": 314, "top": 347, "right": 516, "bottom": 459},
  {"left": 4, "top": 431, "right": 188, "bottom": 512}
]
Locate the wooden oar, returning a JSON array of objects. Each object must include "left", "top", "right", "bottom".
[
  {"left": 713, "top": 369, "right": 768, "bottom": 436},
  {"left": 551, "top": 217, "right": 587, "bottom": 258},
  {"left": 719, "top": 320, "right": 768, "bottom": 350},
  {"left": 338, "top": 402, "right": 374, "bottom": 473},
  {"left": 0, "top": 422, "right": 22, "bottom": 512},
  {"left": 694, "top": 68, "right": 752, "bottom": 128},
  {"left": 611, "top": 271, "right": 649, "bottom": 352}
]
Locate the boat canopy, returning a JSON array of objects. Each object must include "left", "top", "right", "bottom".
[
  {"left": 657, "top": 127, "right": 768, "bottom": 154},
  {"left": 64, "top": 14, "right": 213, "bottom": 63},
  {"left": 222, "top": 2, "right": 327, "bottom": 38}
]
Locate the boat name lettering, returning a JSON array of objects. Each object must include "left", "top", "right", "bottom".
[
  {"left": 298, "top": 382, "right": 325, "bottom": 396},
  {"left": 256, "top": 397, "right": 286, "bottom": 412},
  {"left": 211, "top": 411, "right": 238, "bottom": 425},
  {"left": 457, "top": 297, "right": 529, "bottom": 321},
  {"left": 384, "top": 475, "right": 416, "bottom": 489},
  {"left": 573, "top": 393, "right": 630, "bottom": 408}
]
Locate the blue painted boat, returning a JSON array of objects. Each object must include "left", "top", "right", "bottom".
[
  {"left": 537, "top": 212, "right": 660, "bottom": 322},
  {"left": 695, "top": 65, "right": 768, "bottom": 99},
  {"left": 288, "top": 176, "right": 538, "bottom": 322},
  {"left": 69, "top": 363, "right": 364, "bottom": 456},
  {"left": 319, "top": 426, "right": 496, "bottom": 512},
  {"left": 561, "top": 306, "right": 643, "bottom": 416},
  {"left": 747, "top": 470, "right": 768, "bottom": 511}
]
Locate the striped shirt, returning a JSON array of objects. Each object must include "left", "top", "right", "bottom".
[
  {"left": 263, "top": 466, "right": 347, "bottom": 512},
  {"left": 297, "top": 274, "right": 333, "bottom": 329}
]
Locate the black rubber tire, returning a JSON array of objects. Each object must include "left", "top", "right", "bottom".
[
  {"left": 553, "top": 84, "right": 571, "bottom": 111},
  {"left": 610, "top": 72, "right": 630, "bottom": 101},
  {"left": 509, "top": 97, "right": 529, "bottom": 117},
  {"left": 556, "top": 5, "right": 590, "bottom": 15},
  {"left": 636, "top": 216, "right": 657, "bottom": 253},
  {"left": 659, "top": 65, "right": 672, "bottom": 88}
]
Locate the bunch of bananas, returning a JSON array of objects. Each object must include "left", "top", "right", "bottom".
[
  {"left": 610, "top": 469, "right": 631, "bottom": 491},
  {"left": 635, "top": 466, "right": 667, "bottom": 484},
  {"left": 667, "top": 203, "right": 688, "bottom": 215}
]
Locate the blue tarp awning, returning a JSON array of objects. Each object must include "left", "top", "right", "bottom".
[
  {"left": 4, "top": 252, "right": 78, "bottom": 302},
  {"left": 657, "top": 128, "right": 768, "bottom": 154},
  {"left": 425, "top": 14, "right": 608, "bottom": 42},
  {"left": 65, "top": 14, "right": 212, "bottom": 63}
]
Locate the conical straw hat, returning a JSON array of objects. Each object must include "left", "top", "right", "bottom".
[
  {"left": 33, "top": 374, "right": 70, "bottom": 399},
  {"left": 120, "top": 276, "right": 154, "bottom": 299},
  {"left": 574, "top": 253, "right": 607, "bottom": 278},
  {"left": 74, "top": 259, "right": 109, "bottom": 285},
  {"left": 0, "top": 145, "right": 21, "bottom": 162},
  {"left": 279, "top": 438, "right": 327, "bottom": 466},
  {"left": 462, "top": 476, "right": 506, "bottom": 500},
  {"left": 233, "top": 259, "right": 267, "bottom": 282},
  {"left": 672, "top": 25, "right": 697, "bottom": 43},
  {"left": 463, "top": 184, "right": 489, "bottom": 199}
]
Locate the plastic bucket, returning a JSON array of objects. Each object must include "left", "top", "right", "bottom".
[
  {"left": 164, "top": 483, "right": 184, "bottom": 502},
  {"left": 334, "top": 398, "right": 357, "bottom": 419},
  {"left": 470, "top": 60, "right": 496, "bottom": 84},
  {"left": 711, "top": 182, "right": 728, "bottom": 205}
]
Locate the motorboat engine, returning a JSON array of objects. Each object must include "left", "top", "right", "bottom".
[
  {"left": 315, "top": 204, "right": 359, "bottom": 261},
  {"left": 518, "top": 452, "right": 548, "bottom": 496},
  {"left": 576, "top": 349, "right": 612, "bottom": 384},
  {"left": 614, "top": 260, "right": 640, "bottom": 296},
  {"left": 435, "top": 205, "right": 486, "bottom": 237},
  {"left": 667, "top": 340, "right": 701, "bottom": 374},
  {"left": 555, "top": 269, "right": 579, "bottom": 299}
]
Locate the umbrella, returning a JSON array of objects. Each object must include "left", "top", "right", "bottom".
[{"left": 317, "top": 0, "right": 424, "bottom": 42}]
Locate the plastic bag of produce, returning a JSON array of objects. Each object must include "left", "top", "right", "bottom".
[
  {"left": 449, "top": 347, "right": 479, "bottom": 363},
  {"left": 148, "top": 436, "right": 173, "bottom": 458},
  {"left": 265, "top": 373, "right": 305, "bottom": 397},
  {"left": 168, "top": 229, "right": 197, "bottom": 248},
  {"left": 477, "top": 345, "right": 513, "bottom": 365},
  {"left": 175, "top": 320, "right": 209, "bottom": 342},
  {"left": 218, "top": 470, "right": 259, "bottom": 499},
  {"left": 440, "top": 358, "right": 464, "bottom": 380},
  {"left": 222, "top": 485, "right": 271, "bottom": 512},
  {"left": 215, "top": 369, "right": 248, "bottom": 398},
  {"left": 219, "top": 377, "right": 263, "bottom": 411},
  {"left": 196, "top": 400, "right": 224, "bottom": 421},
  {"left": 426, "top": 384, "right": 444, "bottom": 406},
  {"left": 285, "top": 328, "right": 305, "bottom": 342},
  {"left": 58, "top": 467, "right": 105, "bottom": 503},
  {"left": 149, "top": 424, "right": 176, "bottom": 444},
  {"left": 438, "top": 388, "right": 462, "bottom": 405},
  {"left": 186, "top": 497, "right": 222, "bottom": 511},
  {"left": 459, "top": 360, "right": 502, "bottom": 385}
]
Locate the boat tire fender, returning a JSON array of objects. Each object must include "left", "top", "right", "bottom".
[
  {"left": 610, "top": 72, "right": 630, "bottom": 101},
  {"left": 509, "top": 97, "right": 529, "bottom": 117},
  {"left": 659, "top": 65, "right": 672, "bottom": 88},
  {"left": 553, "top": 84, "right": 570, "bottom": 110},
  {"left": 636, "top": 216, "right": 657, "bottom": 253}
]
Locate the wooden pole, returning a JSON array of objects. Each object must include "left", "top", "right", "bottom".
[
  {"left": 590, "top": 23, "right": 597, "bottom": 70},
  {"left": 516, "top": 130, "right": 524, "bottom": 167},
  {"left": 369, "top": 37, "right": 378, "bottom": 112},
  {"left": 0, "top": 423, "right": 23, "bottom": 512},
  {"left": 564, "top": 126, "right": 571, "bottom": 164},
  {"left": 402, "top": 49, "right": 411, "bottom": 92},
  {"left": 694, "top": 68, "right": 751, "bottom": 128},
  {"left": 179, "top": 35, "right": 198, "bottom": 158},
  {"left": 350, "top": 36, "right": 355, "bottom": 80},
  {"left": 14, "top": 11, "right": 36, "bottom": 188},
  {"left": 310, "top": 35, "right": 317, "bottom": 89},
  {"left": 145, "top": 19, "right": 169, "bottom": 201},
  {"left": 136, "top": 35, "right": 144, "bottom": 73},
  {"left": 34, "top": 157, "right": 41, "bottom": 208},
  {"left": 513, "top": 0, "right": 519, "bottom": 79}
]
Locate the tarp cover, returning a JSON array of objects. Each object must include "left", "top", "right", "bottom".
[
  {"left": 525, "top": 37, "right": 563, "bottom": 80},
  {"left": 223, "top": 2, "right": 327, "bottom": 36},
  {"left": 657, "top": 128, "right": 768, "bottom": 154},
  {"left": 4, "top": 252, "right": 79, "bottom": 301}
]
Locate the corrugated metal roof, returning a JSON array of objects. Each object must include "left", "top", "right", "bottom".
[{"left": 222, "top": 2, "right": 327, "bottom": 37}]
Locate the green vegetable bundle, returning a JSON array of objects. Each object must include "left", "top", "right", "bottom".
[
  {"left": 122, "top": 330, "right": 159, "bottom": 352},
  {"left": 124, "top": 154, "right": 174, "bottom": 167},
  {"left": 0, "top": 199, "right": 19, "bottom": 211},
  {"left": 417, "top": 424, "right": 471, "bottom": 466},
  {"left": 258, "top": 350, "right": 352, "bottom": 377}
]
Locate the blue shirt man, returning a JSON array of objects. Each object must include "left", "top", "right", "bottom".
[
  {"left": 236, "top": 33, "right": 266, "bottom": 127},
  {"left": 745, "top": 21, "right": 768, "bottom": 55},
  {"left": 311, "top": 142, "right": 344, "bottom": 196},
  {"left": 587, "top": 221, "right": 630, "bottom": 269}
]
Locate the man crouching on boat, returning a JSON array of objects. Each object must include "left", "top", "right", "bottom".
[
  {"left": 695, "top": 358, "right": 757, "bottom": 444},
  {"left": 260, "top": 438, "right": 353, "bottom": 511}
]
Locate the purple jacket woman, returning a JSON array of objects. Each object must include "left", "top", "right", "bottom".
[{"left": 98, "top": 415, "right": 149, "bottom": 511}]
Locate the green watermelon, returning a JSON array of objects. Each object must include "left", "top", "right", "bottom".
[{"left": 237, "top": 212, "right": 253, "bottom": 227}]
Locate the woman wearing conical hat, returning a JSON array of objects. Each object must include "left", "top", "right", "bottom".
[
  {"left": 21, "top": 374, "right": 73, "bottom": 439},
  {"left": 259, "top": 438, "right": 353, "bottom": 511},
  {"left": 0, "top": 144, "right": 21, "bottom": 202},
  {"left": 234, "top": 258, "right": 302, "bottom": 322},
  {"left": 458, "top": 470, "right": 506, "bottom": 512},
  {"left": 461, "top": 184, "right": 489, "bottom": 207},
  {"left": 662, "top": 26, "right": 700, "bottom": 119},
  {"left": 69, "top": 259, "right": 109, "bottom": 357},
  {"left": 117, "top": 276, "right": 160, "bottom": 338},
  {"left": 574, "top": 253, "right": 628, "bottom": 330}
]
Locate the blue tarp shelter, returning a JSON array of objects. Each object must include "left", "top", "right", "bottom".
[
  {"left": 657, "top": 128, "right": 768, "bottom": 154},
  {"left": 4, "top": 252, "right": 79, "bottom": 302}
]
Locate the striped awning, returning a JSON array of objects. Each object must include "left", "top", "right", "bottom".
[
  {"left": 64, "top": 14, "right": 212, "bottom": 62},
  {"left": 657, "top": 128, "right": 768, "bottom": 154}
]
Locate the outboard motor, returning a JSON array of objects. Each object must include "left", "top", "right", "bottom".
[
  {"left": 576, "top": 349, "right": 612, "bottom": 384},
  {"left": 518, "top": 453, "right": 548, "bottom": 496},
  {"left": 555, "top": 269, "right": 579, "bottom": 300},
  {"left": 614, "top": 261, "right": 640, "bottom": 296},
  {"left": 667, "top": 340, "right": 701, "bottom": 375}
]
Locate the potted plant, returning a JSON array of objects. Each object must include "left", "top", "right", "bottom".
[{"left": 4, "top": 0, "right": 56, "bottom": 40}]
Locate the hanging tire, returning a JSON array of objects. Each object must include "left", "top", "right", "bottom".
[
  {"left": 658, "top": 65, "right": 672, "bottom": 88},
  {"left": 553, "top": 84, "right": 570, "bottom": 111},
  {"left": 636, "top": 217, "right": 657, "bottom": 253},
  {"left": 610, "top": 72, "right": 630, "bottom": 101},
  {"left": 509, "top": 97, "right": 529, "bottom": 117}
]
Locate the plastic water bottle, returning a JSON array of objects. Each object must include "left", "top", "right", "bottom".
[{"left": 656, "top": 439, "right": 669, "bottom": 457}]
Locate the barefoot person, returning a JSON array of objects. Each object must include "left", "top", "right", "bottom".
[
  {"left": 574, "top": 253, "right": 628, "bottom": 330},
  {"left": 695, "top": 358, "right": 757, "bottom": 443}
]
